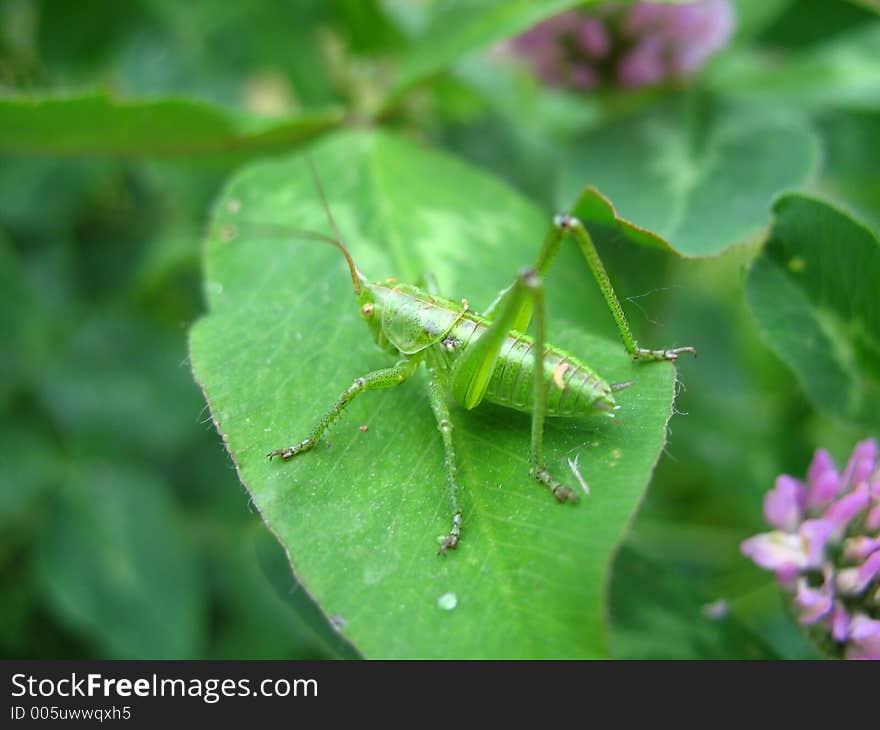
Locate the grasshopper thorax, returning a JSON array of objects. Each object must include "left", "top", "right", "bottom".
[{"left": 358, "top": 279, "right": 469, "bottom": 357}]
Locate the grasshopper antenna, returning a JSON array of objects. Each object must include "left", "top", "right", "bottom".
[{"left": 307, "top": 157, "right": 365, "bottom": 296}]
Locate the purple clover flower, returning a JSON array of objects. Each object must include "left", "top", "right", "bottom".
[
  {"left": 741, "top": 439, "right": 880, "bottom": 660},
  {"left": 508, "top": 1, "right": 734, "bottom": 91}
]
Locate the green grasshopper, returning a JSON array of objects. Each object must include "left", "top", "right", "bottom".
[{"left": 266, "top": 166, "right": 695, "bottom": 554}]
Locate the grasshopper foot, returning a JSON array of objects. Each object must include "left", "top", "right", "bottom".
[
  {"left": 634, "top": 345, "right": 697, "bottom": 362},
  {"left": 532, "top": 466, "right": 579, "bottom": 503},
  {"left": 438, "top": 511, "right": 462, "bottom": 556},
  {"left": 267, "top": 438, "right": 315, "bottom": 461}
]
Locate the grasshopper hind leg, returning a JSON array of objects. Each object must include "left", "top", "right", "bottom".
[
  {"left": 523, "top": 269, "right": 579, "bottom": 503},
  {"left": 425, "top": 348, "right": 464, "bottom": 555},
  {"left": 552, "top": 215, "right": 696, "bottom": 362},
  {"left": 451, "top": 267, "right": 579, "bottom": 504}
]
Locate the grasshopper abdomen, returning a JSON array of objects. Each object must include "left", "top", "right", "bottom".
[{"left": 481, "top": 331, "right": 616, "bottom": 417}]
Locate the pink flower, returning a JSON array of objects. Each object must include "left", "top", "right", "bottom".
[
  {"left": 848, "top": 613, "right": 880, "bottom": 641},
  {"left": 842, "top": 439, "right": 877, "bottom": 485},
  {"left": 742, "top": 438, "right": 880, "bottom": 660},
  {"left": 867, "top": 504, "right": 880, "bottom": 531},
  {"left": 800, "top": 520, "right": 834, "bottom": 568},
  {"left": 764, "top": 475, "right": 805, "bottom": 531},
  {"left": 823, "top": 484, "right": 870, "bottom": 537},
  {"left": 837, "top": 551, "right": 880, "bottom": 596},
  {"left": 846, "top": 633, "right": 880, "bottom": 660},
  {"left": 741, "top": 532, "right": 807, "bottom": 573},
  {"left": 806, "top": 449, "right": 841, "bottom": 509},
  {"left": 795, "top": 578, "right": 833, "bottom": 624},
  {"left": 576, "top": 19, "right": 610, "bottom": 59},
  {"left": 843, "top": 536, "right": 880, "bottom": 562},
  {"left": 828, "top": 602, "right": 850, "bottom": 642},
  {"left": 623, "top": 3, "right": 668, "bottom": 35},
  {"left": 508, "top": 1, "right": 735, "bottom": 91},
  {"left": 618, "top": 36, "right": 666, "bottom": 88},
  {"left": 569, "top": 65, "right": 599, "bottom": 91}
]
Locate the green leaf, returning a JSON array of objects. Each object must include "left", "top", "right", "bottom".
[
  {"left": 727, "top": 581, "right": 823, "bottom": 660},
  {"left": 727, "top": 0, "right": 794, "bottom": 44},
  {"left": 746, "top": 194, "right": 880, "bottom": 430},
  {"left": 386, "top": 0, "right": 579, "bottom": 104},
  {"left": 190, "top": 130, "right": 679, "bottom": 658},
  {"left": 36, "top": 463, "right": 205, "bottom": 658},
  {"left": 39, "top": 312, "right": 205, "bottom": 460},
  {"left": 750, "top": 0, "right": 876, "bottom": 50},
  {"left": 570, "top": 186, "right": 675, "bottom": 252},
  {"left": 0, "top": 233, "right": 49, "bottom": 407},
  {"left": 708, "top": 22, "right": 880, "bottom": 111},
  {"left": 558, "top": 100, "right": 818, "bottom": 256},
  {"left": 617, "top": 519, "right": 822, "bottom": 659},
  {"left": 205, "top": 526, "right": 358, "bottom": 659},
  {"left": 0, "top": 93, "right": 343, "bottom": 157},
  {"left": 815, "top": 110, "right": 880, "bottom": 229},
  {"left": 610, "top": 545, "right": 778, "bottom": 659},
  {"left": 0, "top": 417, "right": 60, "bottom": 530}
]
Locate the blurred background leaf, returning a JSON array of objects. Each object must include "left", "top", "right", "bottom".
[
  {"left": 813, "top": 110, "right": 880, "bottom": 229},
  {"left": 708, "top": 19, "right": 880, "bottom": 111},
  {"left": 558, "top": 98, "right": 818, "bottom": 256},
  {"left": 0, "top": 94, "right": 343, "bottom": 156},
  {"left": 610, "top": 545, "right": 780, "bottom": 659},
  {"left": 746, "top": 195, "right": 880, "bottom": 430},
  {"left": 386, "top": 0, "right": 586, "bottom": 104},
  {"left": 36, "top": 463, "right": 205, "bottom": 659},
  {"left": 0, "top": 232, "right": 49, "bottom": 408}
]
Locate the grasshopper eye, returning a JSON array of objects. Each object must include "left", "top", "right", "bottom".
[{"left": 360, "top": 302, "right": 374, "bottom": 319}]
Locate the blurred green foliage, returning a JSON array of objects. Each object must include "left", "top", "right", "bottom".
[{"left": 1, "top": 0, "right": 877, "bottom": 658}]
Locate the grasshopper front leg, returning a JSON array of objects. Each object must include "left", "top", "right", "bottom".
[{"left": 268, "top": 358, "right": 419, "bottom": 460}]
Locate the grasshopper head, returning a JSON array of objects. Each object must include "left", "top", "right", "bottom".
[{"left": 357, "top": 285, "right": 383, "bottom": 342}]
